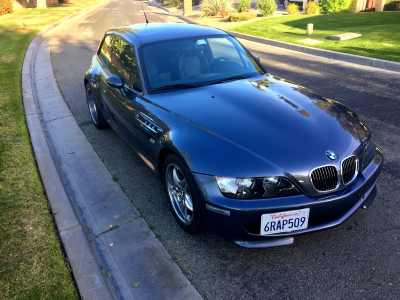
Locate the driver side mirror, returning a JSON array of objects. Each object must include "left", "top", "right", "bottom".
[
  {"left": 107, "top": 75, "right": 124, "bottom": 89},
  {"left": 254, "top": 56, "right": 261, "bottom": 63}
]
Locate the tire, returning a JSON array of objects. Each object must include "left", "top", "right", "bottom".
[
  {"left": 163, "top": 154, "right": 207, "bottom": 234},
  {"left": 86, "top": 85, "right": 108, "bottom": 129}
]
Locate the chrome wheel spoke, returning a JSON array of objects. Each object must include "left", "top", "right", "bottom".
[
  {"left": 87, "top": 90, "right": 98, "bottom": 124},
  {"left": 178, "top": 197, "right": 185, "bottom": 212},
  {"left": 184, "top": 195, "right": 193, "bottom": 212},
  {"left": 179, "top": 178, "right": 187, "bottom": 190},
  {"left": 172, "top": 168, "right": 181, "bottom": 187}
]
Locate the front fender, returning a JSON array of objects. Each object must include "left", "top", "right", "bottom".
[{"left": 85, "top": 55, "right": 103, "bottom": 107}]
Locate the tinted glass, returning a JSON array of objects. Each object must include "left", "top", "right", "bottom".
[
  {"left": 140, "top": 35, "right": 266, "bottom": 92},
  {"left": 99, "top": 35, "right": 112, "bottom": 68},
  {"left": 208, "top": 37, "right": 243, "bottom": 66},
  {"left": 110, "top": 37, "right": 133, "bottom": 84},
  {"left": 129, "top": 51, "right": 142, "bottom": 92}
]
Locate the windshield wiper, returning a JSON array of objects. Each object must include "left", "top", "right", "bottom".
[
  {"left": 206, "top": 75, "right": 250, "bottom": 86},
  {"left": 150, "top": 83, "right": 204, "bottom": 92}
]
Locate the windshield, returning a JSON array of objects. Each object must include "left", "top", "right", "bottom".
[{"left": 139, "top": 35, "right": 267, "bottom": 93}]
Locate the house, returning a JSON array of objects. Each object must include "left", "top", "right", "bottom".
[{"left": 348, "top": 0, "right": 386, "bottom": 12}]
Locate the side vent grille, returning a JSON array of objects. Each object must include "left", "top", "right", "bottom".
[
  {"left": 310, "top": 166, "right": 338, "bottom": 192},
  {"left": 342, "top": 156, "right": 358, "bottom": 185},
  {"left": 135, "top": 113, "right": 163, "bottom": 134}
]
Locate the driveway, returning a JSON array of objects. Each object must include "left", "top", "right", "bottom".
[{"left": 50, "top": 1, "right": 400, "bottom": 298}]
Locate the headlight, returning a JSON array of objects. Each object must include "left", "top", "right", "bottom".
[
  {"left": 362, "top": 134, "right": 375, "bottom": 170},
  {"left": 215, "top": 176, "right": 301, "bottom": 199}
]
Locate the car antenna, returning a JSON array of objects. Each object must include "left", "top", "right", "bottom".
[{"left": 139, "top": 0, "right": 149, "bottom": 24}]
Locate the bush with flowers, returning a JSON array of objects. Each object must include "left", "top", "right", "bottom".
[
  {"left": 235, "top": 0, "right": 251, "bottom": 12},
  {"left": 0, "top": 0, "right": 13, "bottom": 16}
]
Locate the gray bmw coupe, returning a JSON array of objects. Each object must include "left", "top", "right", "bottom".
[{"left": 84, "top": 23, "right": 383, "bottom": 248}]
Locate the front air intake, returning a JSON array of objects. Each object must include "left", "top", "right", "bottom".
[
  {"left": 341, "top": 156, "right": 359, "bottom": 185},
  {"left": 310, "top": 166, "right": 339, "bottom": 192}
]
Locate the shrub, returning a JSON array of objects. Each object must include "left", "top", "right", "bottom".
[
  {"left": 236, "top": 0, "right": 251, "bottom": 12},
  {"left": 228, "top": 10, "right": 257, "bottom": 21},
  {"left": 257, "top": 0, "right": 277, "bottom": 15},
  {"left": 384, "top": 0, "right": 400, "bottom": 10},
  {"left": 200, "top": 0, "right": 234, "bottom": 16},
  {"left": 286, "top": 3, "right": 299, "bottom": 14},
  {"left": 0, "top": 0, "right": 13, "bottom": 16},
  {"left": 193, "top": 0, "right": 201, "bottom": 5},
  {"left": 171, "top": 0, "right": 182, "bottom": 7},
  {"left": 305, "top": 1, "right": 321, "bottom": 14},
  {"left": 319, "top": 0, "right": 352, "bottom": 14}
]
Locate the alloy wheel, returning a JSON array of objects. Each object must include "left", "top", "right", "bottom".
[
  {"left": 166, "top": 163, "right": 194, "bottom": 224},
  {"left": 87, "top": 87, "right": 98, "bottom": 125}
]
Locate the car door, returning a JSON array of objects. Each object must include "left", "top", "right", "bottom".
[{"left": 102, "top": 36, "right": 141, "bottom": 145}]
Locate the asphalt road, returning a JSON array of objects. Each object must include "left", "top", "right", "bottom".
[{"left": 50, "top": 1, "right": 400, "bottom": 299}]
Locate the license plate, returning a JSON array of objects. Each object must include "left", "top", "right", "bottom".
[{"left": 260, "top": 208, "right": 310, "bottom": 235}]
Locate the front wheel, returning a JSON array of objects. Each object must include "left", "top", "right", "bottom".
[
  {"left": 163, "top": 154, "right": 207, "bottom": 234},
  {"left": 86, "top": 85, "right": 108, "bottom": 129}
]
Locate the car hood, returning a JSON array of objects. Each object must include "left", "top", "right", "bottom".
[{"left": 146, "top": 74, "right": 364, "bottom": 190}]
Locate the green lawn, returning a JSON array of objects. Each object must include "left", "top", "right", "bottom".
[
  {"left": 231, "top": 12, "right": 400, "bottom": 62},
  {"left": 0, "top": 0, "right": 104, "bottom": 298}
]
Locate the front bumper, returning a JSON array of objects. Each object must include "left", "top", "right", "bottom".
[{"left": 192, "top": 147, "right": 383, "bottom": 248}]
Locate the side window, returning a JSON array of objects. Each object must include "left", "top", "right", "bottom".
[
  {"left": 110, "top": 37, "right": 133, "bottom": 84},
  {"left": 129, "top": 51, "right": 142, "bottom": 92},
  {"left": 207, "top": 38, "right": 244, "bottom": 66},
  {"left": 99, "top": 35, "right": 112, "bottom": 68}
]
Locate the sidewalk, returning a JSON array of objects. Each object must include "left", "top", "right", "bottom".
[{"left": 22, "top": 1, "right": 203, "bottom": 299}]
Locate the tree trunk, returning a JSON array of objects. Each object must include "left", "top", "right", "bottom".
[{"left": 37, "top": 0, "right": 47, "bottom": 9}]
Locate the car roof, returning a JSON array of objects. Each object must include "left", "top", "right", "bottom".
[{"left": 112, "top": 23, "right": 228, "bottom": 44}]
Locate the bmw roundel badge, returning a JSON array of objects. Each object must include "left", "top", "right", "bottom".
[{"left": 326, "top": 150, "right": 338, "bottom": 162}]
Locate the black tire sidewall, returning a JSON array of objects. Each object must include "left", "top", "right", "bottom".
[
  {"left": 163, "top": 154, "right": 206, "bottom": 234},
  {"left": 86, "top": 85, "right": 108, "bottom": 129}
]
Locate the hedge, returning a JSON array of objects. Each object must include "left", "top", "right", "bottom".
[
  {"left": 228, "top": 10, "right": 257, "bottom": 21},
  {"left": 320, "top": 0, "right": 353, "bottom": 13},
  {"left": 384, "top": 0, "right": 400, "bottom": 10}
]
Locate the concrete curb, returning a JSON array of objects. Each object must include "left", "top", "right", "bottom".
[
  {"left": 22, "top": 1, "right": 115, "bottom": 299},
  {"left": 22, "top": 1, "right": 202, "bottom": 299},
  {"left": 151, "top": 2, "right": 400, "bottom": 73}
]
